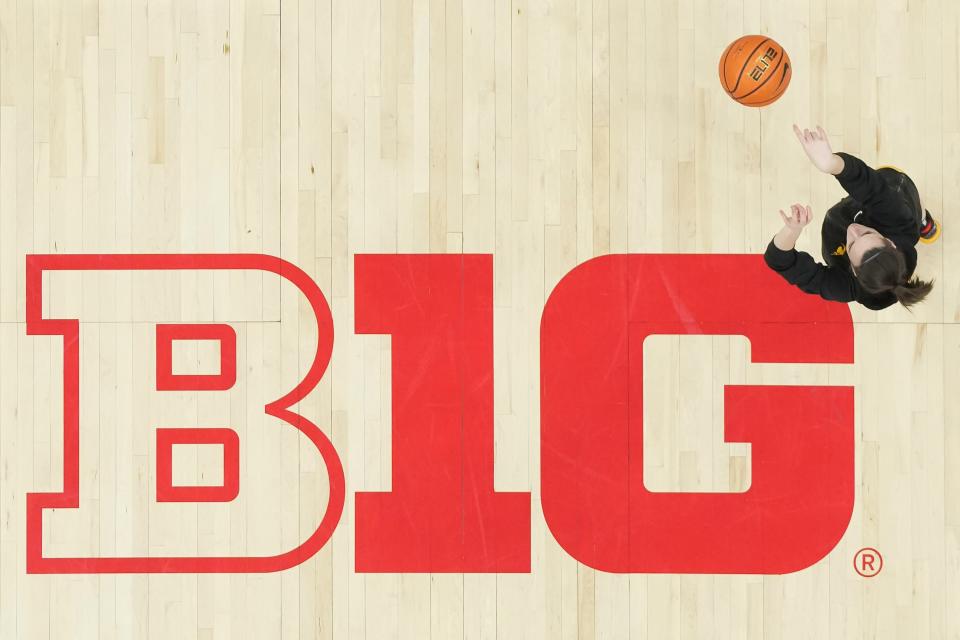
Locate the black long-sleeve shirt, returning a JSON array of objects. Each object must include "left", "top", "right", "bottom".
[{"left": 764, "top": 152, "right": 920, "bottom": 310}]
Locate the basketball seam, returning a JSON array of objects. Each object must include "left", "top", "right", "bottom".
[
  {"left": 735, "top": 49, "right": 786, "bottom": 100},
  {"left": 720, "top": 45, "right": 732, "bottom": 90},
  {"left": 730, "top": 38, "right": 770, "bottom": 94},
  {"left": 745, "top": 63, "right": 791, "bottom": 106},
  {"left": 769, "top": 63, "right": 791, "bottom": 95}
]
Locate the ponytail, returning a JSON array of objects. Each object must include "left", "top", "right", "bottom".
[
  {"left": 892, "top": 277, "right": 934, "bottom": 308},
  {"left": 856, "top": 246, "right": 933, "bottom": 308}
]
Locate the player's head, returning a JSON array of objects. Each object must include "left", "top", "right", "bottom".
[
  {"left": 845, "top": 223, "right": 891, "bottom": 266},
  {"left": 848, "top": 225, "right": 933, "bottom": 308}
]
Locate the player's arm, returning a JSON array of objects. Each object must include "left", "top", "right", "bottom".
[
  {"left": 793, "top": 124, "right": 892, "bottom": 208},
  {"left": 832, "top": 152, "right": 896, "bottom": 210},
  {"left": 764, "top": 203, "right": 858, "bottom": 303},
  {"left": 764, "top": 242, "right": 859, "bottom": 303}
]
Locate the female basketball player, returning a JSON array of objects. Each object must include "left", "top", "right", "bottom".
[{"left": 764, "top": 124, "right": 938, "bottom": 310}]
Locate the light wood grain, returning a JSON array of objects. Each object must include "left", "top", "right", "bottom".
[{"left": 0, "top": 0, "right": 958, "bottom": 638}]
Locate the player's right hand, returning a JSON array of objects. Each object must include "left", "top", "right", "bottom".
[{"left": 778, "top": 203, "right": 813, "bottom": 231}]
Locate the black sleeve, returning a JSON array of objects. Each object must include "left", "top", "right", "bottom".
[
  {"left": 764, "top": 240, "right": 859, "bottom": 303},
  {"left": 834, "top": 152, "right": 889, "bottom": 207},
  {"left": 834, "top": 152, "right": 916, "bottom": 230}
]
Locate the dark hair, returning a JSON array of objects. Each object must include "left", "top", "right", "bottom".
[{"left": 856, "top": 246, "right": 933, "bottom": 308}]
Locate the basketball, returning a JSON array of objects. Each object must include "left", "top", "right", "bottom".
[{"left": 719, "top": 35, "right": 792, "bottom": 107}]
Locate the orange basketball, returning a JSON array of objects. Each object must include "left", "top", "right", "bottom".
[{"left": 719, "top": 35, "right": 792, "bottom": 107}]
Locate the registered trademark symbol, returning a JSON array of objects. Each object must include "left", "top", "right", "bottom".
[{"left": 853, "top": 548, "right": 883, "bottom": 578}]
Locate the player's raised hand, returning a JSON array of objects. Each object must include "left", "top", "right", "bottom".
[
  {"left": 778, "top": 203, "right": 813, "bottom": 231},
  {"left": 793, "top": 124, "right": 844, "bottom": 175}
]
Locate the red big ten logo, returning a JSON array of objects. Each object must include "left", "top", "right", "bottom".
[{"left": 26, "top": 253, "right": 854, "bottom": 575}]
